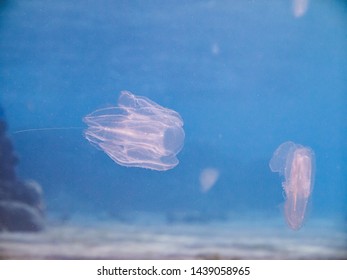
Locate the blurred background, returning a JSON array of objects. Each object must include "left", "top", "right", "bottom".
[{"left": 0, "top": 0, "right": 346, "bottom": 259}]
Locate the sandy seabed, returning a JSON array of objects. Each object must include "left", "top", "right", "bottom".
[{"left": 0, "top": 214, "right": 346, "bottom": 260}]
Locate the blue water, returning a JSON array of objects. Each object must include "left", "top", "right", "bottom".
[{"left": 0, "top": 0, "right": 346, "bottom": 226}]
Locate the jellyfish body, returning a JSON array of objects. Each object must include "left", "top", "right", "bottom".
[
  {"left": 270, "top": 141, "right": 315, "bottom": 230},
  {"left": 84, "top": 91, "right": 185, "bottom": 171}
]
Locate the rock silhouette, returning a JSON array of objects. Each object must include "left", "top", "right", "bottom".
[{"left": 0, "top": 106, "right": 45, "bottom": 232}]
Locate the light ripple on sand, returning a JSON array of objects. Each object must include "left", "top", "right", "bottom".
[{"left": 0, "top": 216, "right": 346, "bottom": 259}]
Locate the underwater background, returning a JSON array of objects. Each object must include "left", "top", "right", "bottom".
[{"left": 0, "top": 0, "right": 346, "bottom": 259}]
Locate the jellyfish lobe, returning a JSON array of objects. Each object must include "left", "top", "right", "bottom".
[
  {"left": 83, "top": 91, "right": 185, "bottom": 171},
  {"left": 270, "top": 141, "right": 315, "bottom": 230}
]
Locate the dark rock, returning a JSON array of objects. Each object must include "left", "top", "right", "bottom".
[
  {"left": 0, "top": 180, "right": 44, "bottom": 212},
  {"left": 0, "top": 201, "right": 44, "bottom": 232},
  {"left": 0, "top": 119, "right": 18, "bottom": 181},
  {"left": 0, "top": 107, "right": 45, "bottom": 232},
  {"left": 14, "top": 180, "right": 44, "bottom": 212}
]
